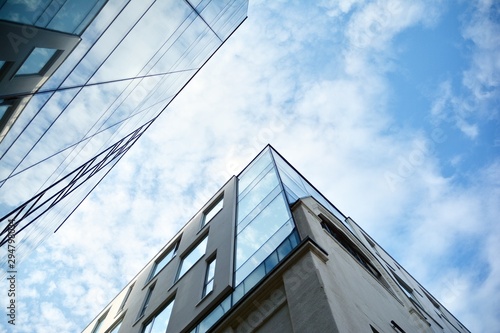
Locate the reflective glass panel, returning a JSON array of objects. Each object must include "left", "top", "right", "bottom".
[
  {"left": 203, "top": 197, "right": 223, "bottom": 227},
  {"left": 15, "top": 48, "right": 57, "bottom": 76},
  {"left": 235, "top": 218, "right": 294, "bottom": 284},
  {"left": 238, "top": 167, "right": 279, "bottom": 224},
  {"left": 0, "top": 105, "right": 9, "bottom": 120},
  {"left": 149, "top": 241, "right": 178, "bottom": 281},
  {"left": 271, "top": 149, "right": 350, "bottom": 230},
  {"left": 177, "top": 236, "right": 208, "bottom": 279},
  {"left": 238, "top": 150, "right": 273, "bottom": 195},
  {"left": 143, "top": 298, "right": 175, "bottom": 333},
  {"left": 203, "top": 257, "right": 216, "bottom": 297}
]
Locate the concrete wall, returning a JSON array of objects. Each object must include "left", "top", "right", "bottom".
[{"left": 82, "top": 177, "right": 238, "bottom": 333}]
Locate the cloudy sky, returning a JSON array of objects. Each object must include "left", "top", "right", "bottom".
[{"left": 1, "top": 0, "right": 499, "bottom": 332}]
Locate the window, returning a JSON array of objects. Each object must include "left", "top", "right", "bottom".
[
  {"left": 393, "top": 274, "right": 421, "bottom": 307},
  {"left": 117, "top": 283, "right": 134, "bottom": 313},
  {"left": 203, "top": 257, "right": 216, "bottom": 297},
  {"left": 139, "top": 285, "right": 155, "bottom": 319},
  {"left": 15, "top": 47, "right": 58, "bottom": 76},
  {"left": 91, "top": 311, "right": 108, "bottom": 333},
  {"left": 148, "top": 241, "right": 179, "bottom": 282},
  {"left": 106, "top": 319, "right": 122, "bottom": 333},
  {"left": 0, "top": 105, "right": 9, "bottom": 120},
  {"left": 390, "top": 320, "right": 406, "bottom": 333},
  {"left": 142, "top": 297, "right": 175, "bottom": 333},
  {"left": 320, "top": 217, "right": 380, "bottom": 278},
  {"left": 177, "top": 235, "right": 208, "bottom": 280},
  {"left": 202, "top": 196, "right": 223, "bottom": 227}
]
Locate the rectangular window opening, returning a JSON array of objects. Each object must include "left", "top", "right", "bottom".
[
  {"left": 117, "top": 283, "right": 134, "bottom": 313},
  {"left": 91, "top": 310, "right": 109, "bottom": 333},
  {"left": 202, "top": 195, "right": 223, "bottom": 227},
  {"left": 14, "top": 47, "right": 60, "bottom": 76},
  {"left": 320, "top": 216, "right": 380, "bottom": 279},
  {"left": 203, "top": 256, "right": 216, "bottom": 298},
  {"left": 148, "top": 240, "right": 180, "bottom": 282},
  {"left": 138, "top": 284, "right": 155, "bottom": 319},
  {"left": 177, "top": 234, "right": 208, "bottom": 280},
  {"left": 142, "top": 297, "right": 175, "bottom": 333}
]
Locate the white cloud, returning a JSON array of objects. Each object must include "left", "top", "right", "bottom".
[{"left": 5, "top": 1, "right": 499, "bottom": 333}]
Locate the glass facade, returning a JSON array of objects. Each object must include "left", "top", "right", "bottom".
[
  {"left": 0, "top": 0, "right": 108, "bottom": 35},
  {"left": 15, "top": 48, "right": 58, "bottom": 76},
  {"left": 0, "top": 0, "right": 249, "bottom": 269},
  {"left": 235, "top": 149, "right": 294, "bottom": 284},
  {"left": 190, "top": 147, "right": 301, "bottom": 333},
  {"left": 270, "top": 149, "right": 353, "bottom": 232}
]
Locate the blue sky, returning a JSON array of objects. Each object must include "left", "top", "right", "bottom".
[{"left": 0, "top": 0, "right": 499, "bottom": 332}]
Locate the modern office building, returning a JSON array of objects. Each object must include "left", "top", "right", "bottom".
[
  {"left": 82, "top": 146, "right": 470, "bottom": 333},
  {"left": 0, "top": 0, "right": 109, "bottom": 142},
  {"left": 0, "top": 0, "right": 248, "bottom": 266}
]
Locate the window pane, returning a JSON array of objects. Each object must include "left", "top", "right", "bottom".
[
  {"left": 178, "top": 236, "right": 208, "bottom": 279},
  {"left": 139, "top": 286, "right": 154, "bottom": 318},
  {"left": 148, "top": 299, "right": 175, "bottom": 333},
  {"left": 149, "top": 242, "right": 178, "bottom": 280},
  {"left": 16, "top": 48, "right": 58, "bottom": 76},
  {"left": 203, "top": 197, "right": 223, "bottom": 226},
  {"left": 108, "top": 321, "right": 122, "bottom": 333},
  {"left": 236, "top": 195, "right": 290, "bottom": 269},
  {"left": 207, "top": 259, "right": 216, "bottom": 281},
  {"left": 238, "top": 150, "right": 273, "bottom": 195},
  {"left": 237, "top": 168, "right": 279, "bottom": 224},
  {"left": 0, "top": 105, "right": 9, "bottom": 120},
  {"left": 203, "top": 257, "right": 216, "bottom": 297}
]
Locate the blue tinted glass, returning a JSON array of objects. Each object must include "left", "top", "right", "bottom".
[
  {"left": 283, "top": 184, "right": 299, "bottom": 204},
  {"left": 238, "top": 149, "right": 272, "bottom": 194},
  {"left": 150, "top": 243, "right": 177, "bottom": 280},
  {"left": 47, "top": 0, "right": 96, "bottom": 33},
  {"left": 277, "top": 238, "right": 292, "bottom": 261},
  {"left": 236, "top": 194, "right": 290, "bottom": 268},
  {"left": 16, "top": 48, "right": 57, "bottom": 76},
  {"left": 243, "top": 263, "right": 265, "bottom": 292},
  {"left": 264, "top": 251, "right": 279, "bottom": 273},
  {"left": 0, "top": 105, "right": 9, "bottom": 120},
  {"left": 178, "top": 236, "right": 207, "bottom": 279},
  {"left": 149, "top": 299, "right": 174, "bottom": 333},
  {"left": 238, "top": 167, "right": 279, "bottom": 223},
  {"left": 236, "top": 218, "right": 294, "bottom": 284},
  {"left": 237, "top": 185, "right": 281, "bottom": 232},
  {"left": 0, "top": 0, "right": 51, "bottom": 25},
  {"left": 203, "top": 197, "right": 223, "bottom": 226}
]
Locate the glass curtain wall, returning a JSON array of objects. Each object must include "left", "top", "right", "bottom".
[
  {"left": 270, "top": 149, "right": 353, "bottom": 232},
  {"left": 234, "top": 148, "right": 295, "bottom": 285},
  {"left": 190, "top": 147, "right": 300, "bottom": 333},
  {"left": 0, "top": 0, "right": 108, "bottom": 35}
]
